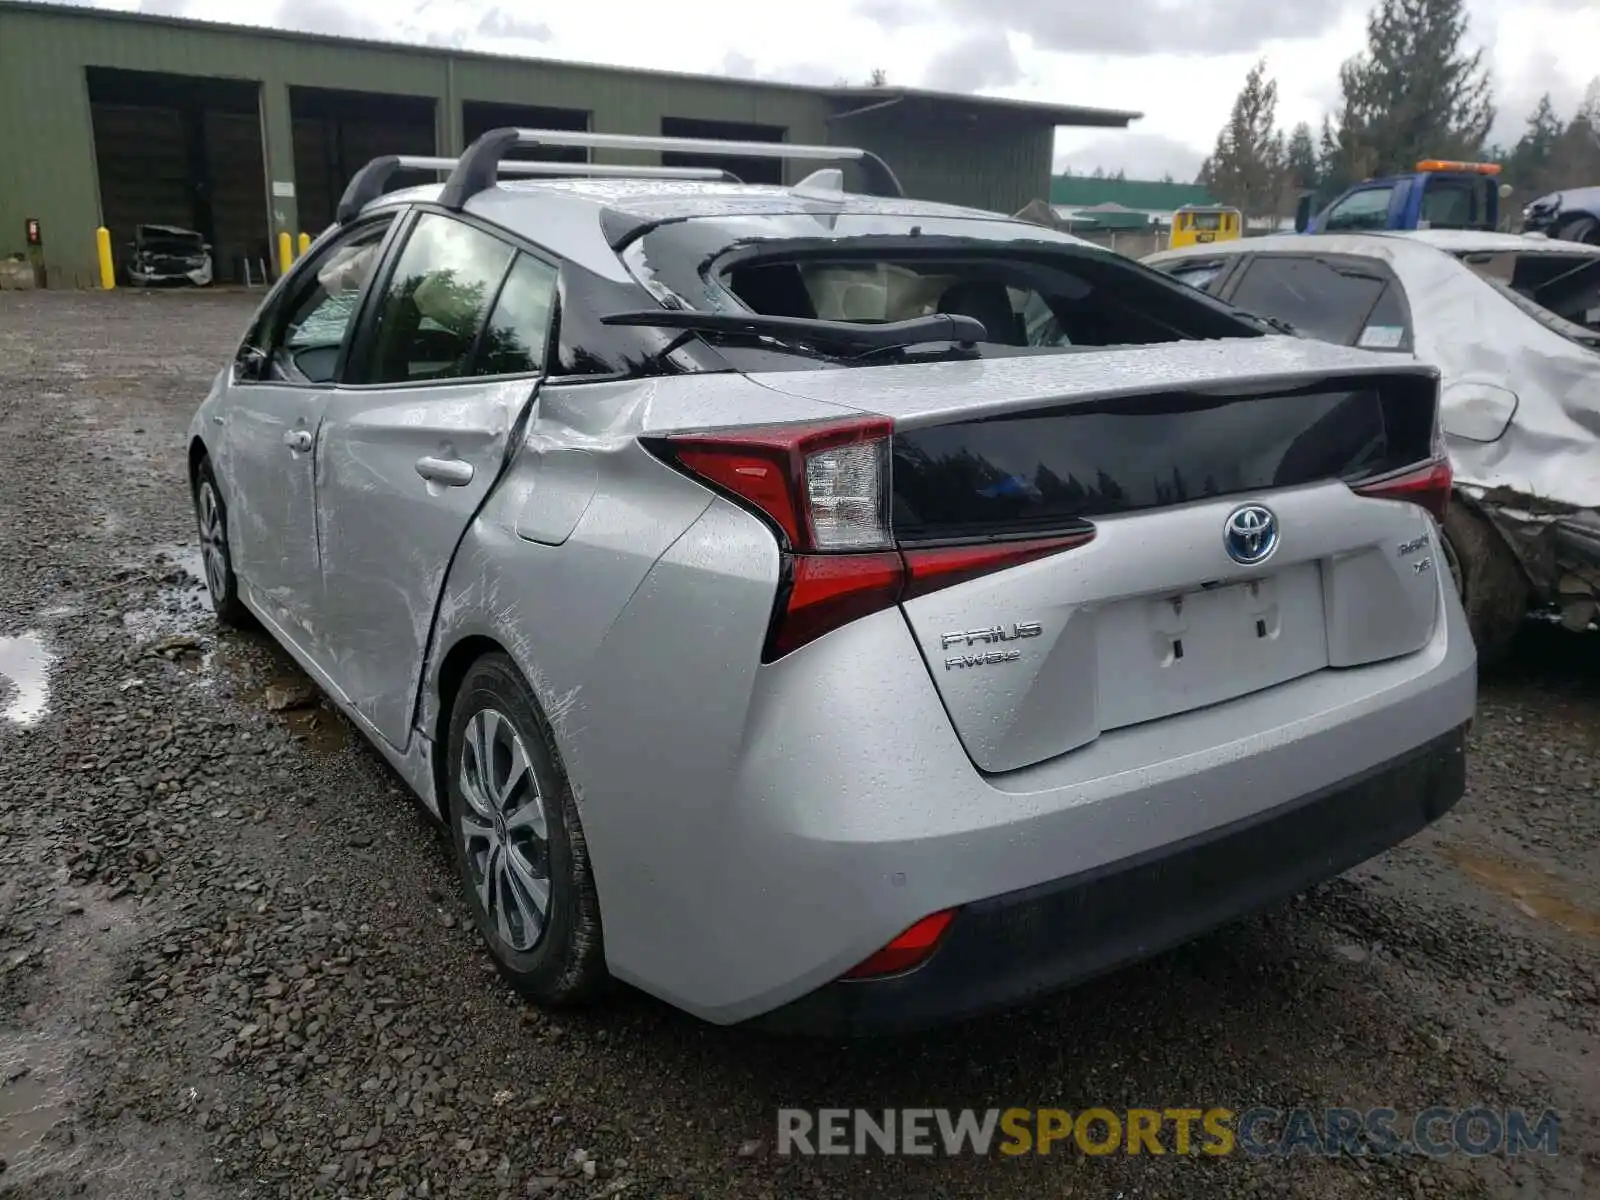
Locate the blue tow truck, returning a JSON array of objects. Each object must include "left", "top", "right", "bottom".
[{"left": 1294, "top": 159, "right": 1510, "bottom": 235}]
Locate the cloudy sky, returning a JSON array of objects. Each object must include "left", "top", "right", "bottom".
[{"left": 59, "top": 0, "right": 1600, "bottom": 182}]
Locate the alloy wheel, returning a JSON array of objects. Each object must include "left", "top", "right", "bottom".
[
  {"left": 457, "top": 708, "right": 551, "bottom": 953},
  {"left": 197, "top": 481, "right": 230, "bottom": 604}
]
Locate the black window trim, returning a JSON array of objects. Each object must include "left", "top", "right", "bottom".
[
  {"left": 1215, "top": 250, "right": 1416, "bottom": 352},
  {"left": 1162, "top": 253, "right": 1251, "bottom": 297},
  {"left": 338, "top": 203, "right": 565, "bottom": 392},
  {"left": 231, "top": 208, "right": 407, "bottom": 391}
]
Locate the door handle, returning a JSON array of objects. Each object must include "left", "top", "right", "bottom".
[
  {"left": 282, "top": 429, "right": 313, "bottom": 453},
  {"left": 416, "top": 456, "right": 475, "bottom": 487}
]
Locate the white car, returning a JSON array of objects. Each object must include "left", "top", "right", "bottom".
[{"left": 1147, "top": 230, "right": 1600, "bottom": 664}]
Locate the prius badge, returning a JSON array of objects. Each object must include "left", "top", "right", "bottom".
[{"left": 940, "top": 622, "right": 1042, "bottom": 670}]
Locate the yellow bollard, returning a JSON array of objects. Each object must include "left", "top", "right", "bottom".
[
  {"left": 277, "top": 231, "right": 293, "bottom": 277},
  {"left": 96, "top": 226, "right": 115, "bottom": 290},
  {"left": 298, "top": 231, "right": 312, "bottom": 257}
]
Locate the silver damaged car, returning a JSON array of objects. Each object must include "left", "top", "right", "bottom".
[{"left": 187, "top": 128, "right": 1477, "bottom": 1035}]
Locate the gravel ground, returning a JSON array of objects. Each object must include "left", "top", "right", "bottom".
[{"left": 1, "top": 288, "right": 1597, "bottom": 1200}]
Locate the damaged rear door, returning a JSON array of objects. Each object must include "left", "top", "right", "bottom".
[{"left": 314, "top": 211, "right": 560, "bottom": 749}]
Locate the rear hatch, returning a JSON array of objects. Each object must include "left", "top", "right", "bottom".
[{"left": 754, "top": 343, "right": 1446, "bottom": 773}]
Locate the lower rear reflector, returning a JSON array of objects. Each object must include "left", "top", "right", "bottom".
[{"left": 842, "top": 909, "right": 956, "bottom": 980}]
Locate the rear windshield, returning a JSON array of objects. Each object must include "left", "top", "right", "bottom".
[
  {"left": 1456, "top": 251, "right": 1600, "bottom": 348},
  {"left": 621, "top": 215, "right": 1264, "bottom": 369}
]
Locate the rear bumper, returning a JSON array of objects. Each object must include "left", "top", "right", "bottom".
[{"left": 754, "top": 724, "right": 1466, "bottom": 1037}]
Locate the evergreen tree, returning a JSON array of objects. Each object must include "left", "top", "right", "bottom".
[
  {"left": 1327, "top": 0, "right": 1494, "bottom": 182},
  {"left": 1285, "top": 122, "right": 1320, "bottom": 192},
  {"left": 1507, "top": 94, "right": 1565, "bottom": 196},
  {"left": 1200, "top": 58, "right": 1286, "bottom": 217},
  {"left": 1316, "top": 115, "right": 1348, "bottom": 193},
  {"left": 1579, "top": 76, "right": 1600, "bottom": 127},
  {"left": 1549, "top": 87, "right": 1600, "bottom": 194}
]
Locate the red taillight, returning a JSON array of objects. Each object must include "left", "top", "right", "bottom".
[
  {"left": 643, "top": 417, "right": 1095, "bottom": 660},
  {"left": 773, "top": 552, "right": 905, "bottom": 660},
  {"left": 1352, "top": 457, "right": 1453, "bottom": 522},
  {"left": 663, "top": 417, "right": 894, "bottom": 549},
  {"left": 902, "top": 534, "right": 1097, "bottom": 600},
  {"left": 843, "top": 910, "right": 956, "bottom": 980}
]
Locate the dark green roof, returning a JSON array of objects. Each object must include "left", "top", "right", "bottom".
[
  {"left": 1057, "top": 209, "right": 1152, "bottom": 231},
  {"left": 1050, "top": 176, "right": 1217, "bottom": 210}
]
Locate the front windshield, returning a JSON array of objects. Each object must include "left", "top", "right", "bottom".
[{"left": 1456, "top": 251, "right": 1600, "bottom": 348}]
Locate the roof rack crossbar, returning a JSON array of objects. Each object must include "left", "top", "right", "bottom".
[
  {"left": 334, "top": 153, "right": 742, "bottom": 224},
  {"left": 437, "top": 126, "right": 904, "bottom": 211}
]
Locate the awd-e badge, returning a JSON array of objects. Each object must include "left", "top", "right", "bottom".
[{"left": 940, "top": 622, "right": 1041, "bottom": 670}]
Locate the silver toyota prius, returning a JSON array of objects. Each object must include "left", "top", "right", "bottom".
[{"left": 187, "top": 129, "right": 1477, "bottom": 1035}]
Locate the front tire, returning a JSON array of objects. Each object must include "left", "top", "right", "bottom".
[
  {"left": 446, "top": 653, "right": 607, "bottom": 1008},
  {"left": 1441, "top": 503, "right": 1527, "bottom": 668},
  {"left": 193, "top": 458, "right": 251, "bottom": 628}
]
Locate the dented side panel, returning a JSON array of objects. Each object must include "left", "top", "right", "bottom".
[
  {"left": 1399, "top": 245, "right": 1600, "bottom": 599},
  {"left": 314, "top": 377, "right": 536, "bottom": 749}
]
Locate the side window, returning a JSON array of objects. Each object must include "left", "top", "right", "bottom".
[
  {"left": 1166, "top": 261, "right": 1229, "bottom": 294},
  {"left": 359, "top": 212, "right": 517, "bottom": 385},
  {"left": 1227, "top": 256, "right": 1387, "bottom": 345},
  {"left": 239, "top": 215, "right": 394, "bottom": 385},
  {"left": 474, "top": 254, "right": 560, "bottom": 377},
  {"left": 1322, "top": 186, "right": 1395, "bottom": 232},
  {"left": 1419, "top": 179, "right": 1485, "bottom": 230},
  {"left": 1020, "top": 291, "right": 1067, "bottom": 346},
  {"left": 1352, "top": 282, "right": 1414, "bottom": 351}
]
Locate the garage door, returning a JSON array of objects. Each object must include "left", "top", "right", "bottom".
[{"left": 90, "top": 103, "right": 191, "bottom": 273}]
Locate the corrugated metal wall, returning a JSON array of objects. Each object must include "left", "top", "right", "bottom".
[
  {"left": 0, "top": 2, "right": 1056, "bottom": 285},
  {"left": 837, "top": 105, "right": 1055, "bottom": 215}
]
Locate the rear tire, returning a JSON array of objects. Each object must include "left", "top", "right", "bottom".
[
  {"left": 446, "top": 653, "right": 608, "bottom": 1009},
  {"left": 1555, "top": 215, "right": 1600, "bottom": 245},
  {"left": 1441, "top": 503, "right": 1527, "bottom": 668}
]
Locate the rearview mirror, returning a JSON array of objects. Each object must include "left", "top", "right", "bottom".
[{"left": 1294, "top": 194, "right": 1313, "bottom": 234}]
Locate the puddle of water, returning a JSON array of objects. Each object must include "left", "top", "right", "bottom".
[
  {"left": 0, "top": 631, "right": 55, "bottom": 726},
  {"left": 203, "top": 640, "right": 350, "bottom": 756},
  {"left": 151, "top": 543, "right": 207, "bottom": 588},
  {"left": 1440, "top": 846, "right": 1600, "bottom": 937},
  {"left": 281, "top": 705, "right": 351, "bottom": 756},
  {"left": 0, "top": 1035, "right": 76, "bottom": 1180}
]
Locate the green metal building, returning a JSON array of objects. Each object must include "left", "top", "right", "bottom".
[{"left": 0, "top": 0, "right": 1139, "bottom": 286}]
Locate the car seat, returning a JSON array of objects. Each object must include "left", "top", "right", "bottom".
[{"left": 936, "top": 281, "right": 1024, "bottom": 344}]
